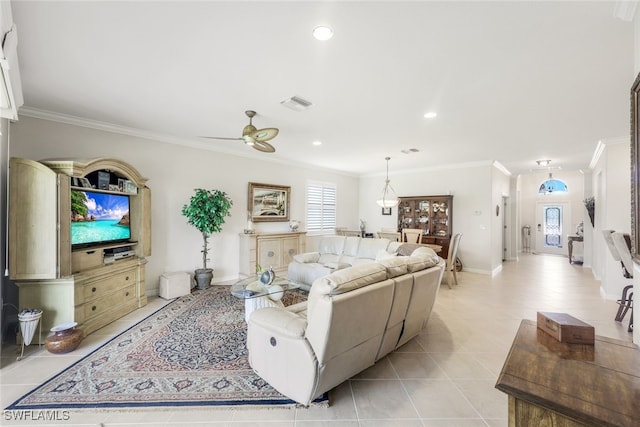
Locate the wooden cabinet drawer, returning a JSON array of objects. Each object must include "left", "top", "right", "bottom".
[
  {"left": 83, "top": 284, "right": 136, "bottom": 318},
  {"left": 83, "top": 268, "right": 137, "bottom": 301},
  {"left": 72, "top": 248, "right": 103, "bottom": 272}
]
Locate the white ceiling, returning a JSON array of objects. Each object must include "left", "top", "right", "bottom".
[{"left": 9, "top": 1, "right": 635, "bottom": 176}]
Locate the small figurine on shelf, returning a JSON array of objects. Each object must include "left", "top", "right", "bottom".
[
  {"left": 289, "top": 219, "right": 299, "bottom": 232},
  {"left": 360, "top": 219, "right": 366, "bottom": 234}
]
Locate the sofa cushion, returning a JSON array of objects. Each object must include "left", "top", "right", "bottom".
[
  {"left": 288, "top": 262, "right": 334, "bottom": 289},
  {"left": 324, "top": 262, "right": 351, "bottom": 270},
  {"left": 318, "top": 236, "right": 346, "bottom": 256},
  {"left": 397, "top": 243, "right": 423, "bottom": 256},
  {"left": 406, "top": 246, "right": 440, "bottom": 272},
  {"left": 318, "top": 253, "right": 341, "bottom": 264},
  {"left": 294, "top": 252, "right": 320, "bottom": 263},
  {"left": 412, "top": 246, "right": 439, "bottom": 258},
  {"left": 356, "top": 238, "right": 391, "bottom": 260},
  {"left": 312, "top": 263, "right": 388, "bottom": 296},
  {"left": 377, "top": 256, "right": 408, "bottom": 278},
  {"left": 375, "top": 249, "right": 395, "bottom": 262}
]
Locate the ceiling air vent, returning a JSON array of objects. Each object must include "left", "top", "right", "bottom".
[{"left": 280, "top": 96, "right": 313, "bottom": 111}]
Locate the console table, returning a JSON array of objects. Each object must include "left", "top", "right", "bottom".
[
  {"left": 238, "top": 231, "right": 306, "bottom": 277},
  {"left": 567, "top": 235, "right": 583, "bottom": 264},
  {"left": 496, "top": 319, "right": 639, "bottom": 426}
]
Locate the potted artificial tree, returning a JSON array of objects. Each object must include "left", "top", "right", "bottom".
[{"left": 182, "top": 188, "right": 233, "bottom": 290}]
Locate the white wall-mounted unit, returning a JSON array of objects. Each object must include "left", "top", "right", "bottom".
[{"left": 1, "top": 0, "right": 24, "bottom": 120}]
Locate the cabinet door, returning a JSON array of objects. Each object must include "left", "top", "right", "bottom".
[
  {"left": 282, "top": 237, "right": 299, "bottom": 266},
  {"left": 9, "top": 158, "right": 58, "bottom": 279},
  {"left": 258, "top": 238, "right": 282, "bottom": 270}
]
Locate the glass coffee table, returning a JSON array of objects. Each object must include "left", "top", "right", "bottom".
[{"left": 230, "top": 276, "right": 300, "bottom": 322}]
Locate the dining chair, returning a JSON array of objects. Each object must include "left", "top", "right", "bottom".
[
  {"left": 444, "top": 233, "right": 462, "bottom": 289},
  {"left": 401, "top": 228, "right": 422, "bottom": 243},
  {"left": 610, "top": 231, "right": 634, "bottom": 332}
]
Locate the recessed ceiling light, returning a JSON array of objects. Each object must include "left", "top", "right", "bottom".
[
  {"left": 312, "top": 140, "right": 323, "bottom": 146},
  {"left": 313, "top": 26, "right": 333, "bottom": 41},
  {"left": 423, "top": 112, "right": 437, "bottom": 119},
  {"left": 536, "top": 159, "right": 551, "bottom": 166}
]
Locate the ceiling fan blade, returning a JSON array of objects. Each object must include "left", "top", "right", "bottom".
[
  {"left": 200, "top": 136, "right": 243, "bottom": 141},
  {"left": 250, "top": 127, "right": 279, "bottom": 142},
  {"left": 252, "top": 140, "right": 276, "bottom": 153}
]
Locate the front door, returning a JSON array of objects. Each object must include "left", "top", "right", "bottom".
[{"left": 535, "top": 203, "right": 570, "bottom": 256}]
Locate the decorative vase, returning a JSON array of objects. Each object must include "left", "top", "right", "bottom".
[
  {"left": 195, "top": 268, "right": 213, "bottom": 290},
  {"left": 45, "top": 322, "right": 83, "bottom": 354}
]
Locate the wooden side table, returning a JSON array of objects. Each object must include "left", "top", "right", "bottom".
[
  {"left": 567, "top": 235, "right": 583, "bottom": 264},
  {"left": 496, "top": 319, "right": 640, "bottom": 426}
]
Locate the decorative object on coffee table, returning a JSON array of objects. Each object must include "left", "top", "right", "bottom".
[
  {"left": 258, "top": 265, "right": 276, "bottom": 286},
  {"left": 181, "top": 188, "right": 233, "bottom": 290},
  {"left": 45, "top": 322, "right": 83, "bottom": 354},
  {"left": 17, "top": 308, "right": 42, "bottom": 360}
]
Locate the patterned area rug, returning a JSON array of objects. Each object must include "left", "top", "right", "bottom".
[{"left": 6, "top": 286, "right": 318, "bottom": 409}]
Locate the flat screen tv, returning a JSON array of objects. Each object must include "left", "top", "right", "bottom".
[{"left": 71, "top": 190, "right": 131, "bottom": 248}]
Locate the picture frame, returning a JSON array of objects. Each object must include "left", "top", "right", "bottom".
[
  {"left": 124, "top": 180, "right": 138, "bottom": 194},
  {"left": 118, "top": 178, "right": 126, "bottom": 192},
  {"left": 248, "top": 182, "right": 290, "bottom": 222},
  {"left": 381, "top": 207, "right": 392, "bottom": 215},
  {"left": 632, "top": 70, "right": 640, "bottom": 260},
  {"left": 78, "top": 177, "right": 93, "bottom": 189}
]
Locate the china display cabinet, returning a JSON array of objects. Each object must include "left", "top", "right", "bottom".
[{"left": 397, "top": 195, "right": 453, "bottom": 257}]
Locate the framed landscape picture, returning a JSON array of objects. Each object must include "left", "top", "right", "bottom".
[{"left": 248, "top": 182, "right": 290, "bottom": 222}]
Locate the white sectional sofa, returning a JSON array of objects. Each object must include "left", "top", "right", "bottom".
[
  {"left": 287, "top": 235, "right": 401, "bottom": 291},
  {"left": 247, "top": 247, "right": 444, "bottom": 405}
]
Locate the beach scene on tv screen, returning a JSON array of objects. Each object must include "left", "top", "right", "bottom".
[{"left": 71, "top": 190, "right": 130, "bottom": 245}]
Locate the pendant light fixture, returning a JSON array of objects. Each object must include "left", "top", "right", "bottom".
[{"left": 376, "top": 157, "right": 399, "bottom": 208}]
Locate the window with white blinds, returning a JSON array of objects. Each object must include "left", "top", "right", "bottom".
[{"left": 306, "top": 181, "right": 336, "bottom": 233}]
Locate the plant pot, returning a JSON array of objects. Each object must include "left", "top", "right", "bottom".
[{"left": 195, "top": 268, "right": 213, "bottom": 290}]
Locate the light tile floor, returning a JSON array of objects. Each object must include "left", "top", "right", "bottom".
[{"left": 0, "top": 254, "right": 634, "bottom": 426}]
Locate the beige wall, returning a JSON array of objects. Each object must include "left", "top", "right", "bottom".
[
  {"left": 590, "top": 139, "right": 631, "bottom": 300},
  {"left": 358, "top": 162, "right": 496, "bottom": 274},
  {"left": 8, "top": 116, "right": 360, "bottom": 294}
]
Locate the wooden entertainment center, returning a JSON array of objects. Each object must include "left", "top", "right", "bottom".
[{"left": 9, "top": 157, "right": 151, "bottom": 342}]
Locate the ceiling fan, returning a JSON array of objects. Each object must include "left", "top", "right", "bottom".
[{"left": 202, "top": 110, "right": 279, "bottom": 153}]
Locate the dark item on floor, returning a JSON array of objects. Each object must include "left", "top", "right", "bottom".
[
  {"left": 615, "top": 285, "right": 634, "bottom": 332},
  {"left": 536, "top": 312, "right": 595, "bottom": 345}
]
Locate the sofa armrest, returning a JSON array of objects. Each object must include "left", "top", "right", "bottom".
[
  {"left": 293, "top": 251, "right": 321, "bottom": 263},
  {"left": 247, "top": 307, "right": 319, "bottom": 405},
  {"left": 286, "top": 301, "right": 308, "bottom": 316},
  {"left": 249, "top": 306, "right": 307, "bottom": 339}
]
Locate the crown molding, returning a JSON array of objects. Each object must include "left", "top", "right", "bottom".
[
  {"left": 16, "top": 106, "right": 359, "bottom": 177},
  {"left": 492, "top": 161, "right": 512, "bottom": 177},
  {"left": 588, "top": 136, "right": 629, "bottom": 169}
]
